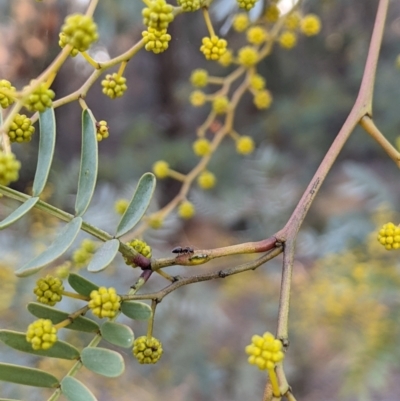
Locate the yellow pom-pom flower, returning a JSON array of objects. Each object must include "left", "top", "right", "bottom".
[
  {"left": 24, "top": 82, "right": 55, "bottom": 112},
  {"left": 279, "top": 31, "right": 297, "bottom": 49},
  {"left": 178, "top": 200, "right": 196, "bottom": 219},
  {"left": 72, "top": 239, "right": 96, "bottom": 268},
  {"left": 142, "top": 28, "right": 171, "bottom": 54},
  {"left": 236, "top": 136, "right": 255, "bottom": 155},
  {"left": 190, "top": 69, "right": 209, "bottom": 87},
  {"left": 96, "top": 120, "right": 109, "bottom": 142},
  {"left": 238, "top": 46, "right": 258, "bottom": 68},
  {"left": 59, "top": 14, "right": 98, "bottom": 56},
  {"left": 265, "top": 5, "right": 280, "bottom": 22},
  {"left": 190, "top": 90, "right": 206, "bottom": 107},
  {"left": 200, "top": 36, "right": 227, "bottom": 61},
  {"left": 249, "top": 74, "right": 266, "bottom": 91},
  {"left": 177, "top": 0, "right": 201, "bottom": 11},
  {"left": 0, "top": 79, "right": 16, "bottom": 108},
  {"left": 301, "top": 14, "right": 321, "bottom": 36},
  {"left": 377, "top": 222, "right": 400, "bottom": 250},
  {"left": 148, "top": 214, "right": 164, "bottom": 229},
  {"left": 88, "top": 287, "right": 121, "bottom": 318},
  {"left": 245, "top": 331, "right": 285, "bottom": 370},
  {"left": 133, "top": 336, "right": 163, "bottom": 364},
  {"left": 197, "top": 170, "right": 216, "bottom": 189},
  {"left": 253, "top": 90, "right": 272, "bottom": 109},
  {"left": 142, "top": 0, "right": 174, "bottom": 30},
  {"left": 34, "top": 275, "right": 64, "bottom": 306},
  {"left": 246, "top": 26, "right": 268, "bottom": 45},
  {"left": 8, "top": 114, "right": 35, "bottom": 143},
  {"left": 124, "top": 239, "right": 152, "bottom": 267},
  {"left": 0, "top": 151, "right": 21, "bottom": 187},
  {"left": 285, "top": 12, "right": 301, "bottom": 30},
  {"left": 236, "top": 0, "right": 258, "bottom": 11},
  {"left": 152, "top": 160, "right": 170, "bottom": 178},
  {"left": 26, "top": 319, "right": 58, "bottom": 350},
  {"left": 193, "top": 138, "right": 212, "bottom": 156},
  {"left": 212, "top": 96, "right": 230, "bottom": 114},
  {"left": 101, "top": 73, "right": 127, "bottom": 99},
  {"left": 114, "top": 199, "right": 129, "bottom": 215},
  {"left": 233, "top": 13, "right": 249, "bottom": 32},
  {"left": 218, "top": 49, "right": 233, "bottom": 67}
]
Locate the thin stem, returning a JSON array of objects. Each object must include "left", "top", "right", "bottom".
[
  {"left": 202, "top": 8, "right": 215, "bottom": 37},
  {"left": 147, "top": 300, "right": 157, "bottom": 338},
  {"left": 359, "top": 115, "right": 400, "bottom": 167}
]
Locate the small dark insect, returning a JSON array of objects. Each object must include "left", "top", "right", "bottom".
[{"left": 172, "top": 246, "right": 194, "bottom": 255}]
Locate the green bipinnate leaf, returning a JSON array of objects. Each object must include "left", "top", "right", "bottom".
[
  {"left": 0, "top": 330, "right": 80, "bottom": 360},
  {"left": 0, "top": 197, "right": 39, "bottom": 229},
  {"left": 0, "top": 363, "right": 59, "bottom": 388},
  {"left": 32, "top": 108, "right": 56, "bottom": 197},
  {"left": 115, "top": 173, "right": 156, "bottom": 238},
  {"left": 100, "top": 321, "right": 134, "bottom": 348},
  {"left": 87, "top": 239, "right": 120, "bottom": 272},
  {"left": 16, "top": 217, "right": 82, "bottom": 277},
  {"left": 121, "top": 300, "right": 152, "bottom": 320},
  {"left": 81, "top": 347, "right": 125, "bottom": 377},
  {"left": 27, "top": 303, "right": 99, "bottom": 333},
  {"left": 61, "top": 376, "right": 98, "bottom": 401},
  {"left": 75, "top": 109, "right": 98, "bottom": 217},
  {"left": 68, "top": 273, "right": 99, "bottom": 297}
]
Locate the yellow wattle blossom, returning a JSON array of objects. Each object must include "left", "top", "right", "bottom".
[
  {"left": 247, "top": 26, "right": 268, "bottom": 45},
  {"left": 233, "top": 13, "right": 249, "bottom": 32},
  {"left": 212, "top": 96, "right": 230, "bottom": 114},
  {"left": 279, "top": 31, "right": 297, "bottom": 49},
  {"left": 152, "top": 160, "right": 170, "bottom": 178},
  {"left": 265, "top": 4, "right": 280, "bottom": 23},
  {"left": 249, "top": 74, "right": 266, "bottom": 91},
  {"left": 190, "top": 90, "right": 206, "bottom": 107},
  {"left": 218, "top": 49, "right": 233, "bottom": 67},
  {"left": 200, "top": 36, "right": 227, "bottom": 61},
  {"left": 190, "top": 69, "right": 209, "bottom": 87},
  {"left": 193, "top": 138, "right": 212, "bottom": 156},
  {"left": 178, "top": 200, "right": 196, "bottom": 219},
  {"left": 238, "top": 46, "right": 258, "bottom": 67},
  {"left": 197, "top": 170, "right": 216, "bottom": 189},
  {"left": 253, "top": 90, "right": 272, "bottom": 109},
  {"left": 236, "top": 136, "right": 255, "bottom": 155},
  {"left": 301, "top": 14, "right": 321, "bottom": 36}
]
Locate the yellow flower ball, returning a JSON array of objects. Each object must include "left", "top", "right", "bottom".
[
  {"left": 285, "top": 12, "right": 301, "bottom": 30},
  {"left": 152, "top": 160, "right": 170, "bottom": 178},
  {"left": 236, "top": 136, "right": 255, "bottom": 155},
  {"left": 233, "top": 13, "right": 249, "bottom": 32},
  {"left": 265, "top": 5, "right": 280, "bottom": 22},
  {"left": 200, "top": 36, "right": 227, "bottom": 61},
  {"left": 238, "top": 46, "right": 258, "bottom": 67},
  {"left": 212, "top": 96, "right": 230, "bottom": 114},
  {"left": 301, "top": 14, "right": 321, "bottom": 36},
  {"left": 190, "top": 69, "right": 209, "bottom": 87},
  {"left": 197, "top": 170, "right": 216, "bottom": 189},
  {"left": 114, "top": 199, "right": 129, "bottom": 215},
  {"left": 253, "top": 90, "right": 272, "bottom": 109},
  {"left": 178, "top": 200, "right": 196, "bottom": 219},
  {"left": 247, "top": 26, "right": 268, "bottom": 45},
  {"left": 249, "top": 74, "right": 266, "bottom": 91},
  {"left": 193, "top": 138, "right": 212, "bottom": 156},
  {"left": 190, "top": 90, "right": 206, "bottom": 107},
  {"left": 218, "top": 49, "right": 234, "bottom": 67},
  {"left": 279, "top": 31, "right": 297, "bottom": 49}
]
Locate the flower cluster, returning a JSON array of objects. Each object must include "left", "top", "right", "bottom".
[
  {"left": 0, "top": 151, "right": 21, "bottom": 186},
  {"left": 133, "top": 336, "right": 163, "bottom": 364},
  {"left": 245, "top": 332, "right": 285, "bottom": 370},
  {"left": 114, "top": 198, "right": 129, "bottom": 215},
  {"left": 142, "top": 0, "right": 174, "bottom": 30},
  {"left": 88, "top": 287, "right": 121, "bottom": 318},
  {"left": 34, "top": 275, "right": 64, "bottom": 306},
  {"left": 152, "top": 160, "right": 170, "bottom": 178},
  {"left": 72, "top": 239, "right": 97, "bottom": 268},
  {"left": 26, "top": 319, "right": 58, "bottom": 350},
  {"left": 96, "top": 120, "right": 109, "bottom": 142},
  {"left": 377, "top": 222, "right": 400, "bottom": 250},
  {"left": 24, "top": 81, "right": 55, "bottom": 112},
  {"left": 178, "top": 200, "right": 196, "bottom": 219},
  {"left": 0, "top": 79, "right": 16, "bottom": 108},
  {"left": 200, "top": 36, "right": 227, "bottom": 61},
  {"left": 7, "top": 114, "right": 35, "bottom": 143},
  {"left": 142, "top": 28, "right": 172, "bottom": 54},
  {"left": 101, "top": 73, "right": 127, "bottom": 99},
  {"left": 237, "top": 0, "right": 258, "bottom": 11},
  {"left": 177, "top": 0, "right": 200, "bottom": 12},
  {"left": 59, "top": 14, "right": 98, "bottom": 56},
  {"left": 124, "top": 239, "right": 152, "bottom": 267}
]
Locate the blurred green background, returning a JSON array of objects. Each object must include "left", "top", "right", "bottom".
[{"left": 1, "top": 0, "right": 400, "bottom": 400}]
